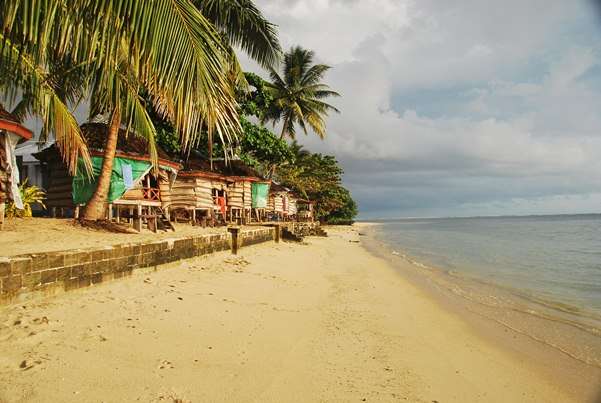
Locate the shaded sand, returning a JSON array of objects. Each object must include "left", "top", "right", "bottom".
[
  {"left": 0, "top": 226, "right": 581, "bottom": 402},
  {"left": 0, "top": 217, "right": 226, "bottom": 257}
]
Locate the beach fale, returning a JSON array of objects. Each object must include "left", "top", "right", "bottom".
[
  {"left": 168, "top": 158, "right": 272, "bottom": 225},
  {"left": 0, "top": 104, "right": 33, "bottom": 230},
  {"left": 34, "top": 122, "right": 181, "bottom": 231}
]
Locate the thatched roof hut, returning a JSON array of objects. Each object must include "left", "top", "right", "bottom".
[
  {"left": 171, "top": 158, "right": 270, "bottom": 224},
  {"left": 35, "top": 123, "right": 181, "bottom": 221}
]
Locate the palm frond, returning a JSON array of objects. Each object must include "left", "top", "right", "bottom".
[{"left": 195, "top": 0, "right": 281, "bottom": 68}]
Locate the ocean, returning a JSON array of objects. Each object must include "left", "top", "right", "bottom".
[{"left": 370, "top": 214, "right": 601, "bottom": 326}]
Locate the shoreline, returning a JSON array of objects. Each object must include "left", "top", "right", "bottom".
[
  {"left": 357, "top": 222, "right": 601, "bottom": 401},
  {"left": 0, "top": 225, "right": 595, "bottom": 402}
]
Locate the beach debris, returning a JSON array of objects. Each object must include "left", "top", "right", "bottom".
[
  {"left": 13, "top": 319, "right": 21, "bottom": 326},
  {"left": 33, "top": 316, "right": 49, "bottom": 325},
  {"left": 19, "top": 360, "right": 27, "bottom": 369},
  {"left": 224, "top": 257, "right": 250, "bottom": 267},
  {"left": 144, "top": 278, "right": 152, "bottom": 284},
  {"left": 392, "top": 251, "right": 400, "bottom": 256},
  {"left": 177, "top": 297, "right": 183, "bottom": 301}
]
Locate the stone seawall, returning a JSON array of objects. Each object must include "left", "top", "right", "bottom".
[{"left": 0, "top": 227, "right": 275, "bottom": 305}]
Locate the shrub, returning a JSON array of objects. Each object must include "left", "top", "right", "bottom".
[{"left": 5, "top": 179, "right": 46, "bottom": 218}]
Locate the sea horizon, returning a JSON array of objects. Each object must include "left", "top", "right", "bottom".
[{"left": 359, "top": 211, "right": 601, "bottom": 222}]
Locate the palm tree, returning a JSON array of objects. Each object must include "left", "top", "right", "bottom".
[
  {"left": 0, "top": 1, "right": 246, "bottom": 220},
  {"left": 265, "top": 46, "right": 340, "bottom": 140}
]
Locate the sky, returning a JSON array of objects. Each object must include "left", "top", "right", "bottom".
[{"left": 244, "top": 0, "right": 601, "bottom": 219}]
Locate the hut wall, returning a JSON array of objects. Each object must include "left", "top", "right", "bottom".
[
  {"left": 243, "top": 181, "right": 252, "bottom": 209},
  {"left": 273, "top": 193, "right": 284, "bottom": 213},
  {"left": 288, "top": 197, "right": 297, "bottom": 215},
  {"left": 170, "top": 175, "right": 227, "bottom": 210},
  {"left": 227, "top": 181, "right": 244, "bottom": 209},
  {"left": 45, "top": 159, "right": 74, "bottom": 209},
  {"left": 158, "top": 171, "right": 172, "bottom": 209},
  {"left": 267, "top": 194, "right": 275, "bottom": 212}
]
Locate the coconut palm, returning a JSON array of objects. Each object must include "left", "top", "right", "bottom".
[
  {"left": 265, "top": 46, "right": 340, "bottom": 140},
  {"left": 1, "top": 1, "right": 243, "bottom": 220},
  {"left": 195, "top": 0, "right": 281, "bottom": 69}
]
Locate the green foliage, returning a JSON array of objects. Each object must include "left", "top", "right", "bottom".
[
  {"left": 5, "top": 179, "right": 46, "bottom": 218},
  {"left": 274, "top": 143, "right": 357, "bottom": 222},
  {"left": 238, "top": 116, "right": 292, "bottom": 170},
  {"left": 155, "top": 126, "right": 181, "bottom": 155},
  {"left": 238, "top": 72, "right": 273, "bottom": 119},
  {"left": 264, "top": 46, "right": 340, "bottom": 139}
]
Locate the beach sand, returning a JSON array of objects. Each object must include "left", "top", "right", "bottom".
[
  {"left": 0, "top": 225, "right": 590, "bottom": 402},
  {"left": 0, "top": 217, "right": 226, "bottom": 257}
]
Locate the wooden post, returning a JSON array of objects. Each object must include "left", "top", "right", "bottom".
[
  {"left": 274, "top": 223, "right": 281, "bottom": 243},
  {"left": 116, "top": 205, "right": 120, "bottom": 223},
  {"left": 191, "top": 208, "right": 196, "bottom": 226},
  {"left": 51, "top": 207, "right": 56, "bottom": 218},
  {"left": 74, "top": 205, "right": 80, "bottom": 219},
  {"left": 108, "top": 203, "right": 113, "bottom": 221},
  {"left": 227, "top": 226, "right": 241, "bottom": 255},
  {"left": 0, "top": 202, "right": 4, "bottom": 231},
  {"left": 134, "top": 204, "right": 142, "bottom": 232}
]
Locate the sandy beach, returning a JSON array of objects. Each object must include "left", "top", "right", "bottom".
[
  {"left": 0, "top": 218, "right": 227, "bottom": 257},
  {"left": 0, "top": 225, "right": 591, "bottom": 402}
]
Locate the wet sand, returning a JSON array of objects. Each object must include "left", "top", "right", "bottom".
[{"left": 0, "top": 225, "right": 587, "bottom": 402}]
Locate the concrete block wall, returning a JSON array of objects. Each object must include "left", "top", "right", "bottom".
[{"left": 0, "top": 227, "right": 275, "bottom": 304}]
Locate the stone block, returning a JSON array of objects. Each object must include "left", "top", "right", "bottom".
[
  {"left": 30, "top": 254, "right": 49, "bottom": 271},
  {"left": 40, "top": 269, "right": 57, "bottom": 284},
  {"left": 3, "top": 276, "right": 22, "bottom": 293},
  {"left": 22, "top": 272, "right": 42, "bottom": 288},
  {"left": 56, "top": 267, "right": 71, "bottom": 282},
  {"left": 10, "top": 257, "right": 32, "bottom": 275},
  {"left": 46, "top": 253, "right": 65, "bottom": 269},
  {"left": 0, "top": 259, "right": 9, "bottom": 277},
  {"left": 70, "top": 264, "right": 85, "bottom": 278}
]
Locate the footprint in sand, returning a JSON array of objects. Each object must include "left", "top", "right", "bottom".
[{"left": 158, "top": 360, "right": 175, "bottom": 369}]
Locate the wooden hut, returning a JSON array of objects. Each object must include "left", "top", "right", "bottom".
[
  {"left": 288, "top": 192, "right": 298, "bottom": 220},
  {"left": 170, "top": 159, "right": 270, "bottom": 225},
  {"left": 215, "top": 160, "right": 267, "bottom": 224},
  {"left": 0, "top": 105, "right": 33, "bottom": 230},
  {"left": 35, "top": 123, "right": 181, "bottom": 231},
  {"left": 168, "top": 158, "right": 230, "bottom": 225},
  {"left": 268, "top": 183, "right": 291, "bottom": 221}
]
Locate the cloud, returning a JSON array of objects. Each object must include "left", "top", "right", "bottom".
[{"left": 249, "top": 0, "right": 601, "bottom": 217}]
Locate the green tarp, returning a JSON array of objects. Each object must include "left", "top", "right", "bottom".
[
  {"left": 251, "top": 182, "right": 269, "bottom": 208},
  {"left": 72, "top": 156, "right": 151, "bottom": 204}
]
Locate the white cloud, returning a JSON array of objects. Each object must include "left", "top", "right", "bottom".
[{"left": 250, "top": 0, "right": 601, "bottom": 217}]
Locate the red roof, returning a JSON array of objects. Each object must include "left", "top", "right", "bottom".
[{"left": 0, "top": 104, "right": 32, "bottom": 140}]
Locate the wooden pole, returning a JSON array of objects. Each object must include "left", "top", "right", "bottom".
[
  {"left": 134, "top": 204, "right": 142, "bottom": 232},
  {"left": 0, "top": 202, "right": 4, "bottom": 230},
  {"left": 227, "top": 226, "right": 240, "bottom": 255}
]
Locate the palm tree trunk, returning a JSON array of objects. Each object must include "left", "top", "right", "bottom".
[
  {"left": 81, "top": 109, "right": 121, "bottom": 221},
  {"left": 279, "top": 117, "right": 288, "bottom": 140}
]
